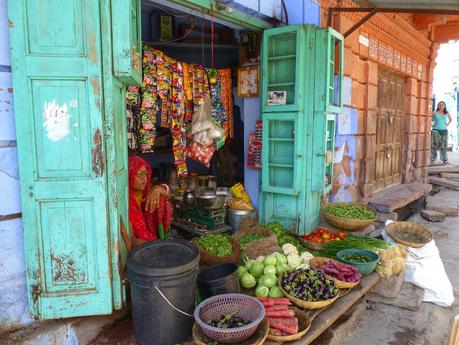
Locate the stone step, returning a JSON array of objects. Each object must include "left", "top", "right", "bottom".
[
  {"left": 429, "top": 177, "right": 459, "bottom": 191},
  {"left": 421, "top": 209, "right": 445, "bottom": 222},
  {"left": 426, "top": 195, "right": 459, "bottom": 216},
  {"left": 427, "top": 166, "right": 459, "bottom": 175},
  {"left": 367, "top": 183, "right": 432, "bottom": 213},
  {"left": 440, "top": 173, "right": 459, "bottom": 181}
]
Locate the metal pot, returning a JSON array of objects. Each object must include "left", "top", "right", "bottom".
[
  {"left": 183, "top": 191, "right": 195, "bottom": 207},
  {"left": 228, "top": 209, "right": 256, "bottom": 233},
  {"left": 196, "top": 194, "right": 226, "bottom": 210}
]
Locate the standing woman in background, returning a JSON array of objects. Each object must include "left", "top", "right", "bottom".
[{"left": 431, "top": 101, "right": 452, "bottom": 164}]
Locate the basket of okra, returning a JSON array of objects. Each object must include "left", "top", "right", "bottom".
[{"left": 321, "top": 203, "right": 377, "bottom": 231}]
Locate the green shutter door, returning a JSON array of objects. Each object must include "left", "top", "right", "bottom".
[
  {"left": 103, "top": 0, "right": 142, "bottom": 309},
  {"left": 8, "top": 0, "right": 113, "bottom": 318}
]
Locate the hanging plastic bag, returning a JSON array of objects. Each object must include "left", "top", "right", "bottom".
[
  {"left": 191, "top": 94, "right": 213, "bottom": 134},
  {"left": 187, "top": 141, "right": 216, "bottom": 167}
]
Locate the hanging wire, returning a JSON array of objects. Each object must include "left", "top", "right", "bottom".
[
  {"left": 201, "top": 17, "right": 205, "bottom": 66},
  {"left": 210, "top": 3, "right": 214, "bottom": 67},
  {"left": 142, "top": 1, "right": 191, "bottom": 18},
  {"left": 151, "top": 16, "right": 196, "bottom": 43}
]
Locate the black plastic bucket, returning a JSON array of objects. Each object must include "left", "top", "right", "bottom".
[
  {"left": 197, "top": 263, "right": 240, "bottom": 299},
  {"left": 127, "top": 239, "right": 200, "bottom": 345}
]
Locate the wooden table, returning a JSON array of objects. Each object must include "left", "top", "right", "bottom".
[{"left": 264, "top": 272, "right": 381, "bottom": 345}]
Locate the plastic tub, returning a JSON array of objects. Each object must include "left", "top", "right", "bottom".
[
  {"left": 228, "top": 209, "right": 256, "bottom": 233},
  {"left": 127, "top": 240, "right": 200, "bottom": 345},
  {"left": 197, "top": 263, "right": 240, "bottom": 299},
  {"left": 337, "top": 249, "right": 379, "bottom": 276}
]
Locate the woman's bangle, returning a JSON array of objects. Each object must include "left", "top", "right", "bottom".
[{"left": 160, "top": 184, "right": 169, "bottom": 195}]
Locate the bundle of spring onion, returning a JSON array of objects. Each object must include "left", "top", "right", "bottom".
[{"left": 316, "top": 234, "right": 390, "bottom": 259}]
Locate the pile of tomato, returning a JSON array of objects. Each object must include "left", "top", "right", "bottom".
[{"left": 302, "top": 228, "right": 347, "bottom": 243}]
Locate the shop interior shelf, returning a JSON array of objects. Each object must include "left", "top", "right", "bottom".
[
  {"left": 268, "top": 82, "right": 295, "bottom": 87},
  {"left": 147, "top": 41, "right": 240, "bottom": 50},
  {"left": 269, "top": 163, "right": 294, "bottom": 168},
  {"left": 268, "top": 54, "right": 296, "bottom": 61},
  {"left": 269, "top": 138, "right": 294, "bottom": 142}
]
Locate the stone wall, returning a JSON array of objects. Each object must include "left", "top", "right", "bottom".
[
  {"left": 318, "top": 0, "right": 434, "bottom": 199},
  {"left": 0, "top": 0, "right": 33, "bottom": 332}
]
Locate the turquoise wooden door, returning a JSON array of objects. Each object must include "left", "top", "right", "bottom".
[
  {"left": 103, "top": 0, "right": 142, "bottom": 309},
  {"left": 8, "top": 0, "right": 113, "bottom": 318}
]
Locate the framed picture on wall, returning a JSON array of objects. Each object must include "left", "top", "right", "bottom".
[
  {"left": 267, "top": 91, "right": 287, "bottom": 105},
  {"left": 237, "top": 65, "right": 259, "bottom": 98}
]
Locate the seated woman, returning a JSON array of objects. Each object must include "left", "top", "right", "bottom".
[{"left": 128, "top": 155, "right": 171, "bottom": 246}]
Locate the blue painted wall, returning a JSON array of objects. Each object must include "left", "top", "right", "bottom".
[
  {"left": 0, "top": 0, "right": 33, "bottom": 331},
  {"left": 234, "top": 93, "right": 261, "bottom": 210},
  {"left": 282, "top": 0, "right": 320, "bottom": 25}
]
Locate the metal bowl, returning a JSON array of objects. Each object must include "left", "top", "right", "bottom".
[{"left": 196, "top": 194, "right": 226, "bottom": 210}]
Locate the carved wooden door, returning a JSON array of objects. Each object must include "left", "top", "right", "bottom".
[{"left": 375, "top": 68, "right": 404, "bottom": 190}]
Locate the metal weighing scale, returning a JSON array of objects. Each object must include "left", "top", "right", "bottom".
[{"left": 172, "top": 192, "right": 232, "bottom": 237}]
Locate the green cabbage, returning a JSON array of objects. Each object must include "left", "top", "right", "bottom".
[
  {"left": 240, "top": 272, "right": 256, "bottom": 289},
  {"left": 237, "top": 266, "right": 248, "bottom": 279},
  {"left": 274, "top": 253, "right": 288, "bottom": 265},
  {"left": 255, "top": 285, "right": 270, "bottom": 297},
  {"left": 260, "top": 273, "right": 277, "bottom": 288},
  {"left": 269, "top": 286, "right": 284, "bottom": 298},
  {"left": 264, "top": 255, "right": 277, "bottom": 266},
  {"left": 249, "top": 261, "right": 265, "bottom": 278},
  {"left": 264, "top": 264, "right": 277, "bottom": 276}
]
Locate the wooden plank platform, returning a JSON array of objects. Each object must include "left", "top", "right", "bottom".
[
  {"left": 265, "top": 273, "right": 381, "bottom": 345},
  {"left": 367, "top": 183, "right": 432, "bottom": 213}
]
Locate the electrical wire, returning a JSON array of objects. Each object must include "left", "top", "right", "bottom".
[
  {"left": 151, "top": 16, "right": 196, "bottom": 43},
  {"left": 142, "top": 1, "right": 191, "bottom": 18},
  {"left": 281, "top": 0, "right": 289, "bottom": 25}
]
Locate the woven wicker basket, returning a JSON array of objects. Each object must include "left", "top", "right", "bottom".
[
  {"left": 194, "top": 293, "right": 265, "bottom": 344},
  {"left": 193, "top": 318, "right": 269, "bottom": 345},
  {"left": 309, "top": 257, "right": 360, "bottom": 289},
  {"left": 278, "top": 275, "right": 340, "bottom": 309},
  {"left": 321, "top": 203, "right": 376, "bottom": 231},
  {"left": 266, "top": 307, "right": 312, "bottom": 342},
  {"left": 386, "top": 221, "right": 432, "bottom": 248}
]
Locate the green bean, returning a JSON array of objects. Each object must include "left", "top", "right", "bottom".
[{"left": 323, "top": 204, "right": 375, "bottom": 220}]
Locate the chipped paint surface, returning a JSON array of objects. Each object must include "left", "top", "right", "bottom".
[
  {"left": 92, "top": 128, "right": 105, "bottom": 176},
  {"left": 90, "top": 78, "right": 101, "bottom": 109},
  {"left": 51, "top": 253, "right": 86, "bottom": 284},
  {"left": 43, "top": 100, "right": 70, "bottom": 142}
]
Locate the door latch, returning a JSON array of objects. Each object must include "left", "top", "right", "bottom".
[{"left": 31, "top": 284, "right": 42, "bottom": 304}]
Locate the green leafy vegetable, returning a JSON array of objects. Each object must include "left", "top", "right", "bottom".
[{"left": 266, "top": 222, "right": 307, "bottom": 253}]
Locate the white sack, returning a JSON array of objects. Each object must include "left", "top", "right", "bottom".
[{"left": 383, "top": 220, "right": 454, "bottom": 307}]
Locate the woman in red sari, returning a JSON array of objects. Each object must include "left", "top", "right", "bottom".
[{"left": 128, "top": 156, "right": 170, "bottom": 246}]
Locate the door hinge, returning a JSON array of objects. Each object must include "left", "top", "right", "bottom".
[{"left": 31, "top": 284, "right": 42, "bottom": 303}]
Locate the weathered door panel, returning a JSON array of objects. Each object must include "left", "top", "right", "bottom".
[
  {"left": 375, "top": 68, "right": 404, "bottom": 191},
  {"left": 8, "top": 0, "right": 112, "bottom": 318},
  {"left": 107, "top": 78, "right": 130, "bottom": 309},
  {"left": 112, "top": 0, "right": 142, "bottom": 85}
]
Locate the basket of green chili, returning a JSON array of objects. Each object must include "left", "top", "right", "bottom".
[
  {"left": 321, "top": 203, "right": 377, "bottom": 231},
  {"left": 194, "top": 234, "right": 241, "bottom": 267}
]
